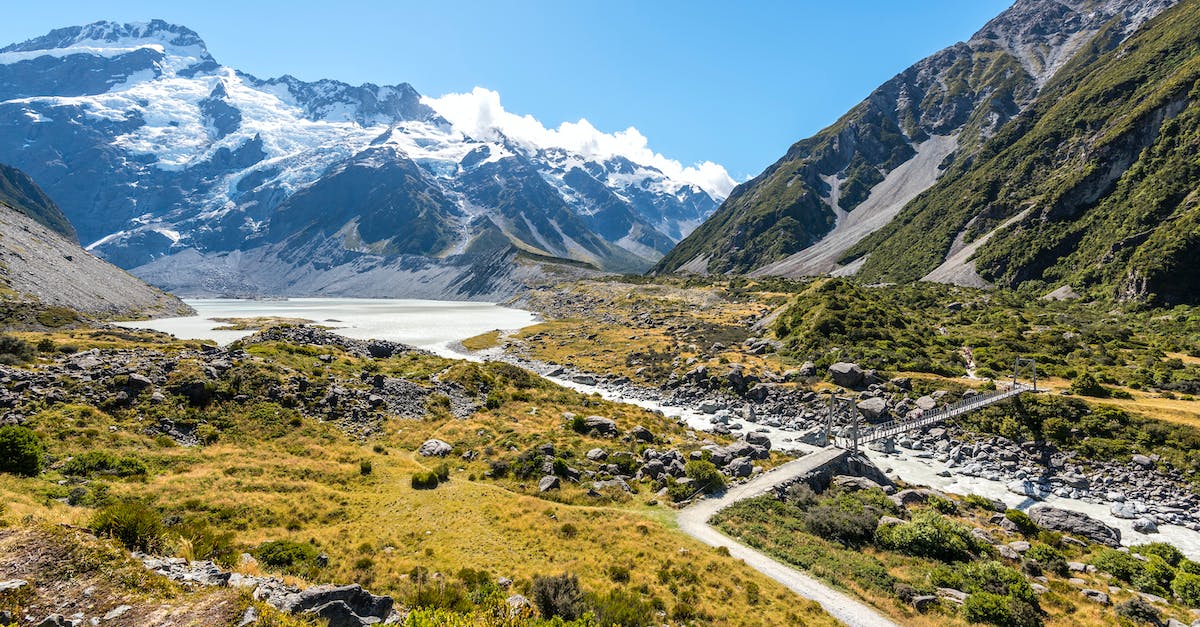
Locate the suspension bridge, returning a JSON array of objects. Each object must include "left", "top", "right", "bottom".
[{"left": 826, "top": 358, "right": 1039, "bottom": 451}]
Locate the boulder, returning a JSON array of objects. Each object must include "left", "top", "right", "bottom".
[
  {"left": 538, "top": 476, "right": 561, "bottom": 492},
  {"left": 911, "top": 595, "right": 938, "bottom": 612},
  {"left": 277, "top": 584, "right": 392, "bottom": 621},
  {"left": 798, "top": 361, "right": 817, "bottom": 377},
  {"left": 1027, "top": 505, "right": 1121, "bottom": 547},
  {"left": 829, "top": 362, "right": 865, "bottom": 388},
  {"left": 890, "top": 488, "right": 942, "bottom": 508},
  {"left": 583, "top": 416, "right": 618, "bottom": 435},
  {"left": 856, "top": 397, "right": 888, "bottom": 421},
  {"left": 592, "top": 478, "right": 632, "bottom": 493},
  {"left": 728, "top": 457, "right": 754, "bottom": 478},
  {"left": 1133, "top": 517, "right": 1159, "bottom": 534},
  {"left": 832, "top": 475, "right": 884, "bottom": 492},
  {"left": 305, "top": 600, "right": 373, "bottom": 627},
  {"left": 417, "top": 439, "right": 452, "bottom": 457},
  {"left": 744, "top": 432, "right": 772, "bottom": 449},
  {"left": 630, "top": 425, "right": 655, "bottom": 442},
  {"left": 1081, "top": 589, "right": 1109, "bottom": 605},
  {"left": 585, "top": 448, "right": 608, "bottom": 461}
]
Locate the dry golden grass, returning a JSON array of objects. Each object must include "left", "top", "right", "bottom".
[{"left": 459, "top": 329, "right": 502, "bottom": 351}]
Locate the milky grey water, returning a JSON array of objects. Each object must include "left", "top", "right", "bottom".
[{"left": 114, "top": 298, "right": 538, "bottom": 357}]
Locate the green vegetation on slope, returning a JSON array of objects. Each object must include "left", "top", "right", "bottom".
[
  {"left": 847, "top": 2, "right": 1200, "bottom": 304},
  {"left": 0, "top": 163, "right": 75, "bottom": 241}
]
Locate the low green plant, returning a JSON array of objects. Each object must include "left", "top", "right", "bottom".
[
  {"left": 412, "top": 471, "right": 439, "bottom": 490},
  {"left": 0, "top": 425, "right": 44, "bottom": 476},
  {"left": 91, "top": 501, "right": 164, "bottom": 552},
  {"left": 255, "top": 539, "right": 319, "bottom": 572},
  {"left": 1004, "top": 509, "right": 1038, "bottom": 536}
]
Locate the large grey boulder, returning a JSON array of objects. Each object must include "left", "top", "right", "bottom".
[
  {"left": 829, "top": 362, "right": 865, "bottom": 388},
  {"left": 1027, "top": 505, "right": 1121, "bottom": 547},
  {"left": 538, "top": 476, "right": 561, "bottom": 492},
  {"left": 856, "top": 397, "right": 888, "bottom": 421},
  {"left": 583, "top": 416, "right": 618, "bottom": 435},
  {"left": 417, "top": 439, "right": 452, "bottom": 457},
  {"left": 278, "top": 584, "right": 392, "bottom": 622}
]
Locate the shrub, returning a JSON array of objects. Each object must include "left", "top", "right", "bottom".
[
  {"left": 785, "top": 483, "right": 818, "bottom": 509},
  {"left": 1024, "top": 544, "right": 1068, "bottom": 577},
  {"left": 0, "top": 334, "right": 34, "bottom": 362},
  {"left": 196, "top": 424, "right": 219, "bottom": 445},
  {"left": 255, "top": 540, "right": 319, "bottom": 571},
  {"left": 1115, "top": 597, "right": 1161, "bottom": 624},
  {"left": 1092, "top": 548, "right": 1147, "bottom": 583},
  {"left": 570, "top": 414, "right": 588, "bottom": 434},
  {"left": 876, "top": 511, "right": 986, "bottom": 562},
  {"left": 359, "top": 460, "right": 373, "bottom": 475},
  {"left": 1132, "top": 556, "right": 1175, "bottom": 596},
  {"left": 803, "top": 494, "right": 880, "bottom": 547},
  {"left": 927, "top": 494, "right": 958, "bottom": 514},
  {"left": 589, "top": 588, "right": 653, "bottom": 627},
  {"left": 171, "top": 520, "right": 236, "bottom": 567},
  {"left": 964, "top": 494, "right": 1004, "bottom": 511},
  {"left": 1004, "top": 509, "right": 1038, "bottom": 536},
  {"left": 91, "top": 502, "right": 164, "bottom": 552},
  {"left": 606, "top": 564, "right": 631, "bottom": 583},
  {"left": 961, "top": 591, "right": 1042, "bottom": 627},
  {"left": 36, "top": 338, "right": 55, "bottom": 353},
  {"left": 434, "top": 463, "right": 450, "bottom": 482},
  {"left": 411, "top": 471, "right": 439, "bottom": 490},
  {"left": 531, "top": 573, "right": 585, "bottom": 620},
  {"left": 0, "top": 425, "right": 44, "bottom": 476},
  {"left": 1173, "top": 571, "right": 1200, "bottom": 606},
  {"left": 62, "top": 451, "right": 148, "bottom": 478},
  {"left": 684, "top": 460, "right": 726, "bottom": 494},
  {"left": 1069, "top": 372, "right": 1108, "bottom": 397},
  {"left": 1135, "top": 542, "right": 1184, "bottom": 567}
]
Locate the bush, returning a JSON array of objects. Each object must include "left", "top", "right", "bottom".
[
  {"left": 1135, "top": 542, "right": 1184, "bottom": 567},
  {"left": 1115, "top": 597, "right": 1161, "bottom": 624},
  {"left": 1004, "top": 509, "right": 1038, "bottom": 536},
  {"left": 876, "top": 511, "right": 986, "bottom": 562},
  {"left": 803, "top": 494, "right": 880, "bottom": 547},
  {"left": 36, "top": 338, "right": 55, "bottom": 353},
  {"left": 531, "top": 573, "right": 585, "bottom": 620},
  {"left": 1172, "top": 571, "right": 1200, "bottom": 606},
  {"left": 91, "top": 502, "right": 164, "bottom": 552},
  {"left": 0, "top": 425, "right": 44, "bottom": 476},
  {"left": 606, "top": 564, "right": 631, "bottom": 583},
  {"left": 964, "top": 494, "right": 1004, "bottom": 512},
  {"left": 359, "top": 460, "right": 373, "bottom": 476},
  {"left": 684, "top": 460, "right": 726, "bottom": 494},
  {"left": 589, "top": 588, "right": 653, "bottom": 627},
  {"left": 961, "top": 591, "right": 1042, "bottom": 627},
  {"left": 255, "top": 540, "right": 319, "bottom": 571},
  {"left": 62, "top": 451, "right": 148, "bottom": 478},
  {"left": 1092, "top": 548, "right": 1147, "bottom": 583},
  {"left": 0, "top": 334, "right": 34, "bottom": 362},
  {"left": 171, "top": 520, "right": 236, "bottom": 567},
  {"left": 1024, "top": 544, "right": 1068, "bottom": 577},
  {"left": 434, "top": 463, "right": 450, "bottom": 482},
  {"left": 1069, "top": 372, "right": 1108, "bottom": 397},
  {"left": 1132, "top": 556, "right": 1175, "bottom": 596},
  {"left": 411, "top": 471, "right": 439, "bottom": 490}
]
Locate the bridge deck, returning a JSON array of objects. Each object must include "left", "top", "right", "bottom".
[{"left": 836, "top": 384, "right": 1034, "bottom": 447}]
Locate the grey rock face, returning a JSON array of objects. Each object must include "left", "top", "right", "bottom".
[
  {"left": 538, "top": 475, "right": 561, "bottom": 492},
  {"left": 829, "top": 362, "right": 865, "bottom": 388},
  {"left": 1027, "top": 504, "right": 1121, "bottom": 547},
  {"left": 418, "top": 439, "right": 453, "bottom": 457}
]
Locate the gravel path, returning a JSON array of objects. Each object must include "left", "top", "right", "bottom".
[{"left": 676, "top": 452, "right": 899, "bottom": 627}]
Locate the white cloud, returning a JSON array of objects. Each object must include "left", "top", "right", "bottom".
[{"left": 422, "top": 86, "right": 736, "bottom": 199}]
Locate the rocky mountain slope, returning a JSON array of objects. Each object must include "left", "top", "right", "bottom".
[
  {"left": 0, "top": 21, "right": 726, "bottom": 298},
  {"left": 0, "top": 164, "right": 189, "bottom": 320},
  {"left": 654, "top": 0, "right": 1180, "bottom": 291}
]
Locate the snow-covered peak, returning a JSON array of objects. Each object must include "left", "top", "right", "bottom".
[
  {"left": 423, "top": 86, "right": 736, "bottom": 199},
  {"left": 0, "top": 20, "right": 214, "bottom": 72}
]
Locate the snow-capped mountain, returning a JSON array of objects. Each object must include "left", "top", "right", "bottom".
[{"left": 0, "top": 20, "right": 729, "bottom": 298}]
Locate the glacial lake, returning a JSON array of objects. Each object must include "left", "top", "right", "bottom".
[{"left": 114, "top": 298, "right": 539, "bottom": 357}]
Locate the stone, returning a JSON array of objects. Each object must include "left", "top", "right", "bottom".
[
  {"left": 798, "top": 361, "right": 817, "bottom": 377},
  {"left": 911, "top": 595, "right": 938, "bottom": 612},
  {"left": 829, "top": 362, "right": 865, "bottom": 388},
  {"left": 856, "top": 396, "right": 888, "bottom": 421},
  {"left": 878, "top": 516, "right": 906, "bottom": 528},
  {"left": 1131, "top": 454, "right": 1154, "bottom": 469},
  {"left": 890, "top": 488, "right": 942, "bottom": 508},
  {"left": 1008, "top": 541, "right": 1031, "bottom": 553},
  {"left": 305, "top": 600, "right": 373, "bottom": 627},
  {"left": 1111, "top": 502, "right": 1140, "bottom": 519},
  {"left": 744, "top": 431, "right": 772, "bottom": 448},
  {"left": 832, "top": 475, "right": 883, "bottom": 492},
  {"left": 1133, "top": 517, "right": 1159, "bottom": 534},
  {"left": 0, "top": 579, "right": 28, "bottom": 593},
  {"left": 592, "top": 478, "right": 632, "bottom": 493},
  {"left": 417, "top": 439, "right": 452, "bottom": 457},
  {"left": 1007, "top": 479, "right": 1049, "bottom": 500},
  {"left": 583, "top": 416, "right": 618, "bottom": 435},
  {"left": 35, "top": 615, "right": 71, "bottom": 627},
  {"left": 1081, "top": 589, "right": 1109, "bottom": 605},
  {"left": 936, "top": 588, "right": 968, "bottom": 605},
  {"left": 630, "top": 425, "right": 654, "bottom": 442},
  {"left": 538, "top": 476, "right": 561, "bottom": 492},
  {"left": 728, "top": 457, "right": 754, "bottom": 478},
  {"left": 999, "top": 545, "right": 1020, "bottom": 560},
  {"left": 1028, "top": 504, "right": 1121, "bottom": 547},
  {"left": 506, "top": 594, "right": 531, "bottom": 611},
  {"left": 1031, "top": 583, "right": 1048, "bottom": 594},
  {"left": 915, "top": 395, "right": 937, "bottom": 411},
  {"left": 278, "top": 584, "right": 393, "bottom": 621},
  {"left": 585, "top": 448, "right": 607, "bottom": 461}
]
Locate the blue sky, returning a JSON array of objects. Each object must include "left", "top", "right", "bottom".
[{"left": 1, "top": 1, "right": 1012, "bottom": 180}]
